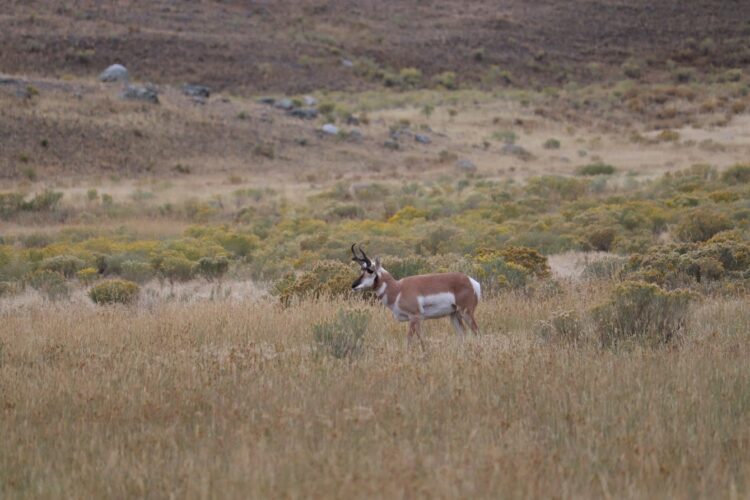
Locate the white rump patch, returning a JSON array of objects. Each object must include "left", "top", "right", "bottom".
[
  {"left": 469, "top": 277, "right": 481, "bottom": 300},
  {"left": 418, "top": 292, "right": 456, "bottom": 319}
]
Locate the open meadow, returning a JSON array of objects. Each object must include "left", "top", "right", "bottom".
[{"left": 2, "top": 1, "right": 750, "bottom": 498}]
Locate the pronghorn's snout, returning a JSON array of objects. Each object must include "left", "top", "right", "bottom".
[{"left": 351, "top": 276, "right": 362, "bottom": 290}]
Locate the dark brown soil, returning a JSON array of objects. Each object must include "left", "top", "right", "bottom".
[{"left": 1, "top": 0, "right": 749, "bottom": 94}]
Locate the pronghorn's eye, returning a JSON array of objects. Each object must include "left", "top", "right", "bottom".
[{"left": 367, "top": 269, "right": 374, "bottom": 274}]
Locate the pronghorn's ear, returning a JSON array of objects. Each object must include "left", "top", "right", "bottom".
[{"left": 374, "top": 257, "right": 382, "bottom": 271}]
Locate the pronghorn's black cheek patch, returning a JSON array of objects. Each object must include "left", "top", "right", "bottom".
[{"left": 351, "top": 277, "right": 362, "bottom": 289}]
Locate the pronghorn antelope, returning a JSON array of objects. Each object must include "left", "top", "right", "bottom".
[{"left": 350, "top": 244, "right": 481, "bottom": 349}]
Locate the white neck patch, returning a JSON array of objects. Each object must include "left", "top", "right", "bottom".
[{"left": 376, "top": 282, "right": 388, "bottom": 303}]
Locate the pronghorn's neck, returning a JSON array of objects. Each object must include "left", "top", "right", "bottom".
[{"left": 374, "top": 268, "right": 400, "bottom": 305}]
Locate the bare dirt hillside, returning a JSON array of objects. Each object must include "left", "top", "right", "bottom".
[{"left": 1, "top": 0, "right": 749, "bottom": 93}]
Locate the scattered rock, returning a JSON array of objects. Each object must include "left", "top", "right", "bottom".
[
  {"left": 321, "top": 124, "right": 339, "bottom": 135},
  {"left": 414, "top": 134, "right": 431, "bottom": 144},
  {"left": 341, "top": 59, "right": 354, "bottom": 68},
  {"left": 182, "top": 84, "right": 210, "bottom": 99},
  {"left": 303, "top": 95, "right": 318, "bottom": 107},
  {"left": 257, "top": 97, "right": 276, "bottom": 105},
  {"left": 384, "top": 139, "right": 400, "bottom": 150},
  {"left": 99, "top": 64, "right": 129, "bottom": 83},
  {"left": 346, "top": 115, "right": 360, "bottom": 126},
  {"left": 274, "top": 98, "right": 294, "bottom": 110},
  {"left": 390, "top": 128, "right": 411, "bottom": 141},
  {"left": 500, "top": 143, "right": 533, "bottom": 161},
  {"left": 289, "top": 108, "right": 319, "bottom": 120},
  {"left": 456, "top": 159, "right": 477, "bottom": 172},
  {"left": 121, "top": 84, "right": 159, "bottom": 104}
]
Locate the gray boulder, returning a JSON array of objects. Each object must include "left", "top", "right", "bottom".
[
  {"left": 389, "top": 128, "right": 411, "bottom": 141},
  {"left": 289, "top": 107, "right": 319, "bottom": 120},
  {"left": 274, "top": 98, "right": 294, "bottom": 110},
  {"left": 99, "top": 64, "right": 128, "bottom": 83},
  {"left": 303, "top": 95, "right": 318, "bottom": 107},
  {"left": 182, "top": 84, "right": 210, "bottom": 98},
  {"left": 414, "top": 134, "right": 431, "bottom": 144},
  {"left": 321, "top": 124, "right": 339, "bottom": 135},
  {"left": 257, "top": 97, "right": 276, "bottom": 105},
  {"left": 456, "top": 159, "right": 477, "bottom": 172},
  {"left": 121, "top": 84, "right": 159, "bottom": 104}
]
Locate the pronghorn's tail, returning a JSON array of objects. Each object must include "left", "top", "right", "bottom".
[{"left": 469, "top": 277, "right": 481, "bottom": 300}]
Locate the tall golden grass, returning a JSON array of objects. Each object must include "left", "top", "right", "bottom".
[{"left": 2, "top": 284, "right": 749, "bottom": 498}]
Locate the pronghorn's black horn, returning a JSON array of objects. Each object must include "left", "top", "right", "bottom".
[
  {"left": 351, "top": 243, "right": 359, "bottom": 261},
  {"left": 357, "top": 245, "right": 372, "bottom": 267}
]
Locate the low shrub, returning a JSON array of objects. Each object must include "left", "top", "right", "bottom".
[
  {"left": 537, "top": 309, "right": 583, "bottom": 344},
  {"left": 621, "top": 58, "right": 642, "bottom": 79},
  {"left": 276, "top": 260, "right": 354, "bottom": 305},
  {"left": 27, "top": 270, "right": 69, "bottom": 301},
  {"left": 494, "top": 246, "right": 551, "bottom": 278},
  {"left": 76, "top": 267, "right": 99, "bottom": 284},
  {"left": 313, "top": 309, "right": 369, "bottom": 360},
  {"left": 721, "top": 164, "right": 750, "bottom": 185},
  {"left": 543, "top": 138, "right": 561, "bottom": 149},
  {"left": 577, "top": 162, "right": 616, "bottom": 176},
  {"left": 196, "top": 256, "right": 229, "bottom": 281},
  {"left": 120, "top": 260, "right": 156, "bottom": 284},
  {"left": 586, "top": 227, "right": 618, "bottom": 252},
  {"left": 525, "top": 175, "right": 590, "bottom": 201},
  {"left": 582, "top": 256, "right": 627, "bottom": 280},
  {"left": 0, "top": 190, "right": 63, "bottom": 218},
  {"left": 155, "top": 255, "right": 196, "bottom": 284},
  {"left": 89, "top": 279, "right": 139, "bottom": 305},
  {"left": 472, "top": 251, "right": 530, "bottom": 294},
  {"left": 592, "top": 281, "right": 693, "bottom": 348},
  {"left": 432, "top": 71, "right": 457, "bottom": 90},
  {"left": 398, "top": 67, "right": 423, "bottom": 89},
  {"left": 658, "top": 130, "right": 680, "bottom": 142},
  {"left": 675, "top": 208, "right": 732, "bottom": 242},
  {"left": 381, "top": 255, "right": 430, "bottom": 279},
  {"left": 39, "top": 255, "right": 86, "bottom": 278}
]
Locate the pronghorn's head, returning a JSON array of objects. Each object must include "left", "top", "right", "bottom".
[{"left": 350, "top": 244, "right": 381, "bottom": 291}]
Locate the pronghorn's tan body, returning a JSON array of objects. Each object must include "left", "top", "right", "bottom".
[{"left": 351, "top": 245, "right": 481, "bottom": 349}]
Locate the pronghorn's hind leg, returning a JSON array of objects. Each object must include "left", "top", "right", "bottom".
[
  {"left": 460, "top": 309, "right": 480, "bottom": 335},
  {"left": 450, "top": 312, "right": 466, "bottom": 338},
  {"left": 409, "top": 316, "right": 426, "bottom": 351},
  {"left": 468, "top": 314, "right": 480, "bottom": 335}
]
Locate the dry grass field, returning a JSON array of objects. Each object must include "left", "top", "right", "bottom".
[
  {"left": 2, "top": 290, "right": 749, "bottom": 498},
  {"left": 3, "top": 1, "right": 750, "bottom": 498}
]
